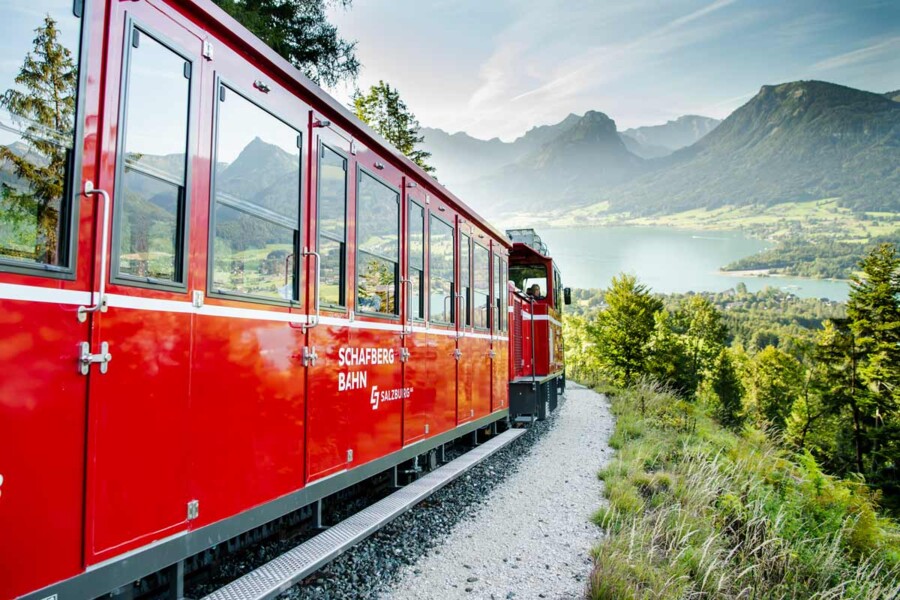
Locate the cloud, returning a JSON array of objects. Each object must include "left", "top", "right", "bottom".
[
  {"left": 811, "top": 36, "right": 900, "bottom": 72},
  {"left": 461, "top": 0, "right": 753, "bottom": 139}
]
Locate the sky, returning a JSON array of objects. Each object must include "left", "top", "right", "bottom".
[{"left": 326, "top": 0, "right": 900, "bottom": 141}]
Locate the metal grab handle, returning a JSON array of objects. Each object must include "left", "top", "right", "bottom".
[
  {"left": 400, "top": 277, "right": 413, "bottom": 336},
  {"left": 78, "top": 180, "right": 111, "bottom": 322},
  {"left": 303, "top": 248, "right": 320, "bottom": 333}
]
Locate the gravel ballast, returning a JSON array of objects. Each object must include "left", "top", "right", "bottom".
[{"left": 381, "top": 382, "right": 614, "bottom": 600}]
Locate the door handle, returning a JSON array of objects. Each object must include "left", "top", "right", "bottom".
[
  {"left": 302, "top": 247, "right": 320, "bottom": 333},
  {"left": 78, "top": 181, "right": 111, "bottom": 322}
]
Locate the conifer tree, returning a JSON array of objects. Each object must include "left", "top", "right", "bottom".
[
  {"left": 0, "top": 15, "right": 77, "bottom": 264},
  {"left": 353, "top": 81, "right": 435, "bottom": 175},
  {"left": 213, "top": 0, "right": 359, "bottom": 87},
  {"left": 589, "top": 274, "right": 662, "bottom": 387}
]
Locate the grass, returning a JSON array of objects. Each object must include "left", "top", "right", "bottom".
[{"left": 586, "top": 379, "right": 900, "bottom": 599}]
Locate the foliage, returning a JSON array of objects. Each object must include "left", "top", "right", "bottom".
[
  {"left": 353, "top": 81, "right": 435, "bottom": 174},
  {"left": 723, "top": 233, "right": 900, "bottom": 280},
  {"left": 212, "top": 0, "right": 359, "bottom": 87},
  {"left": 586, "top": 274, "right": 662, "bottom": 387},
  {"left": 0, "top": 15, "right": 76, "bottom": 264},
  {"left": 567, "top": 242, "right": 900, "bottom": 507},
  {"left": 588, "top": 382, "right": 900, "bottom": 600},
  {"left": 707, "top": 348, "right": 745, "bottom": 428}
]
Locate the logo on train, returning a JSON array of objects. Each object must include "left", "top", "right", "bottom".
[{"left": 337, "top": 346, "right": 412, "bottom": 409}]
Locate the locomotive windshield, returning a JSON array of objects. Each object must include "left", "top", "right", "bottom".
[{"left": 510, "top": 263, "right": 548, "bottom": 301}]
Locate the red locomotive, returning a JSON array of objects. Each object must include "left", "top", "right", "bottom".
[{"left": 0, "top": 2, "right": 568, "bottom": 598}]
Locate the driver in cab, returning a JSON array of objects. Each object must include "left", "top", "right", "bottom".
[{"left": 528, "top": 284, "right": 544, "bottom": 300}]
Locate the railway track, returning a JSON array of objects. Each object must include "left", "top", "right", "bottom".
[{"left": 164, "top": 421, "right": 551, "bottom": 600}]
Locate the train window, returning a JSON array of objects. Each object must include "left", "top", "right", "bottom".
[
  {"left": 500, "top": 258, "right": 508, "bottom": 332},
  {"left": 473, "top": 243, "right": 490, "bottom": 330},
  {"left": 459, "top": 233, "right": 471, "bottom": 326},
  {"left": 493, "top": 253, "right": 503, "bottom": 332},
  {"left": 0, "top": 4, "right": 84, "bottom": 269},
  {"left": 408, "top": 200, "right": 425, "bottom": 320},
  {"left": 211, "top": 84, "right": 301, "bottom": 301},
  {"left": 510, "top": 263, "right": 548, "bottom": 300},
  {"left": 318, "top": 144, "right": 347, "bottom": 307},
  {"left": 356, "top": 169, "right": 399, "bottom": 315},
  {"left": 429, "top": 215, "right": 454, "bottom": 324},
  {"left": 113, "top": 29, "right": 191, "bottom": 284}
]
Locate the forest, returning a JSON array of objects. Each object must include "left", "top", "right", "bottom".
[{"left": 567, "top": 243, "right": 900, "bottom": 598}]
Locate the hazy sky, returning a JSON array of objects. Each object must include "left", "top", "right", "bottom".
[{"left": 326, "top": 0, "right": 900, "bottom": 141}]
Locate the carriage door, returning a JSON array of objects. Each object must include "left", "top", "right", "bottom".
[{"left": 83, "top": 3, "right": 201, "bottom": 563}]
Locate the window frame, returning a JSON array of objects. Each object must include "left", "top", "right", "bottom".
[
  {"left": 206, "top": 77, "right": 303, "bottom": 306},
  {"left": 0, "top": 2, "right": 92, "bottom": 279},
  {"left": 110, "top": 20, "right": 194, "bottom": 292},
  {"left": 354, "top": 164, "right": 401, "bottom": 319},
  {"left": 316, "top": 141, "right": 349, "bottom": 310},
  {"left": 459, "top": 232, "right": 471, "bottom": 327},
  {"left": 427, "top": 211, "right": 455, "bottom": 326},
  {"left": 407, "top": 197, "right": 426, "bottom": 322},
  {"left": 472, "top": 240, "right": 491, "bottom": 331}
]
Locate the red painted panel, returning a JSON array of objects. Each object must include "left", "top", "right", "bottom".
[
  {"left": 306, "top": 319, "right": 351, "bottom": 481},
  {"left": 190, "top": 312, "right": 305, "bottom": 526},
  {"left": 86, "top": 306, "right": 192, "bottom": 560},
  {"left": 403, "top": 328, "right": 434, "bottom": 445},
  {"left": 0, "top": 297, "right": 89, "bottom": 599},
  {"left": 492, "top": 339, "right": 509, "bottom": 411},
  {"left": 346, "top": 324, "right": 404, "bottom": 466},
  {"left": 457, "top": 334, "right": 475, "bottom": 424},
  {"left": 466, "top": 336, "right": 492, "bottom": 420},
  {"left": 430, "top": 329, "right": 458, "bottom": 432}
]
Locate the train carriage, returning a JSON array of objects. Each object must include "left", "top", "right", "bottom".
[{"left": 0, "top": 2, "right": 560, "bottom": 599}]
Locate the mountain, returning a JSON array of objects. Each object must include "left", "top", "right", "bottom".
[
  {"left": 621, "top": 115, "right": 720, "bottom": 155},
  {"left": 455, "top": 111, "right": 644, "bottom": 217},
  {"left": 602, "top": 81, "right": 900, "bottom": 215},
  {"left": 886, "top": 90, "right": 900, "bottom": 102},
  {"left": 619, "top": 134, "right": 672, "bottom": 159},
  {"left": 419, "top": 128, "right": 520, "bottom": 189}
]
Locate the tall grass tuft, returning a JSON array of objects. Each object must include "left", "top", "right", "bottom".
[{"left": 589, "top": 380, "right": 900, "bottom": 600}]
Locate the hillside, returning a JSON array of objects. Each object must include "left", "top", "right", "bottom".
[
  {"left": 620, "top": 115, "right": 720, "bottom": 156},
  {"left": 421, "top": 110, "right": 718, "bottom": 209},
  {"left": 600, "top": 81, "right": 900, "bottom": 215},
  {"left": 455, "top": 111, "right": 644, "bottom": 217}
]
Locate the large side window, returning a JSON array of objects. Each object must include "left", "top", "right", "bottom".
[
  {"left": 356, "top": 169, "right": 399, "bottom": 315},
  {"left": 500, "top": 258, "right": 508, "bottom": 332},
  {"left": 493, "top": 253, "right": 505, "bottom": 332},
  {"left": 429, "top": 215, "right": 454, "bottom": 324},
  {"left": 460, "top": 234, "right": 471, "bottom": 326},
  {"left": 473, "top": 243, "right": 490, "bottom": 330},
  {"left": 211, "top": 85, "right": 301, "bottom": 301},
  {"left": 318, "top": 144, "right": 347, "bottom": 307},
  {"left": 114, "top": 28, "right": 191, "bottom": 284},
  {"left": 0, "top": 5, "right": 84, "bottom": 268},
  {"left": 408, "top": 200, "right": 425, "bottom": 320}
]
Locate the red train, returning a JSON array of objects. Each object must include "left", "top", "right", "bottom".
[{"left": 0, "top": 2, "right": 568, "bottom": 598}]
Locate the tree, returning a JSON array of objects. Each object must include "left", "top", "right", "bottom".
[
  {"left": 845, "top": 243, "right": 900, "bottom": 489},
  {"left": 674, "top": 296, "right": 727, "bottom": 395},
  {"left": 708, "top": 348, "right": 744, "bottom": 429},
  {"left": 747, "top": 345, "right": 803, "bottom": 432},
  {"left": 353, "top": 81, "right": 435, "bottom": 174},
  {"left": 0, "top": 15, "right": 77, "bottom": 264},
  {"left": 589, "top": 274, "right": 663, "bottom": 387},
  {"left": 646, "top": 309, "right": 691, "bottom": 395},
  {"left": 213, "top": 0, "right": 359, "bottom": 87}
]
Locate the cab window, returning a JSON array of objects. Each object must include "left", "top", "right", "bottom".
[{"left": 356, "top": 169, "right": 399, "bottom": 315}]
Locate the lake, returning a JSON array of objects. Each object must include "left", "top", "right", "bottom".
[{"left": 538, "top": 226, "right": 849, "bottom": 301}]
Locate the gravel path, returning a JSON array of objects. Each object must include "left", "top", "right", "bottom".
[{"left": 381, "top": 383, "right": 614, "bottom": 600}]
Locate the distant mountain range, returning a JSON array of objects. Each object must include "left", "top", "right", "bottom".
[{"left": 422, "top": 80, "right": 900, "bottom": 222}]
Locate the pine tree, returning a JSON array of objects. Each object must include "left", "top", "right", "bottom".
[
  {"left": 0, "top": 15, "right": 77, "bottom": 264},
  {"left": 709, "top": 348, "right": 744, "bottom": 429},
  {"left": 213, "top": 0, "right": 359, "bottom": 87},
  {"left": 353, "top": 81, "right": 435, "bottom": 175},
  {"left": 589, "top": 274, "right": 663, "bottom": 387}
]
